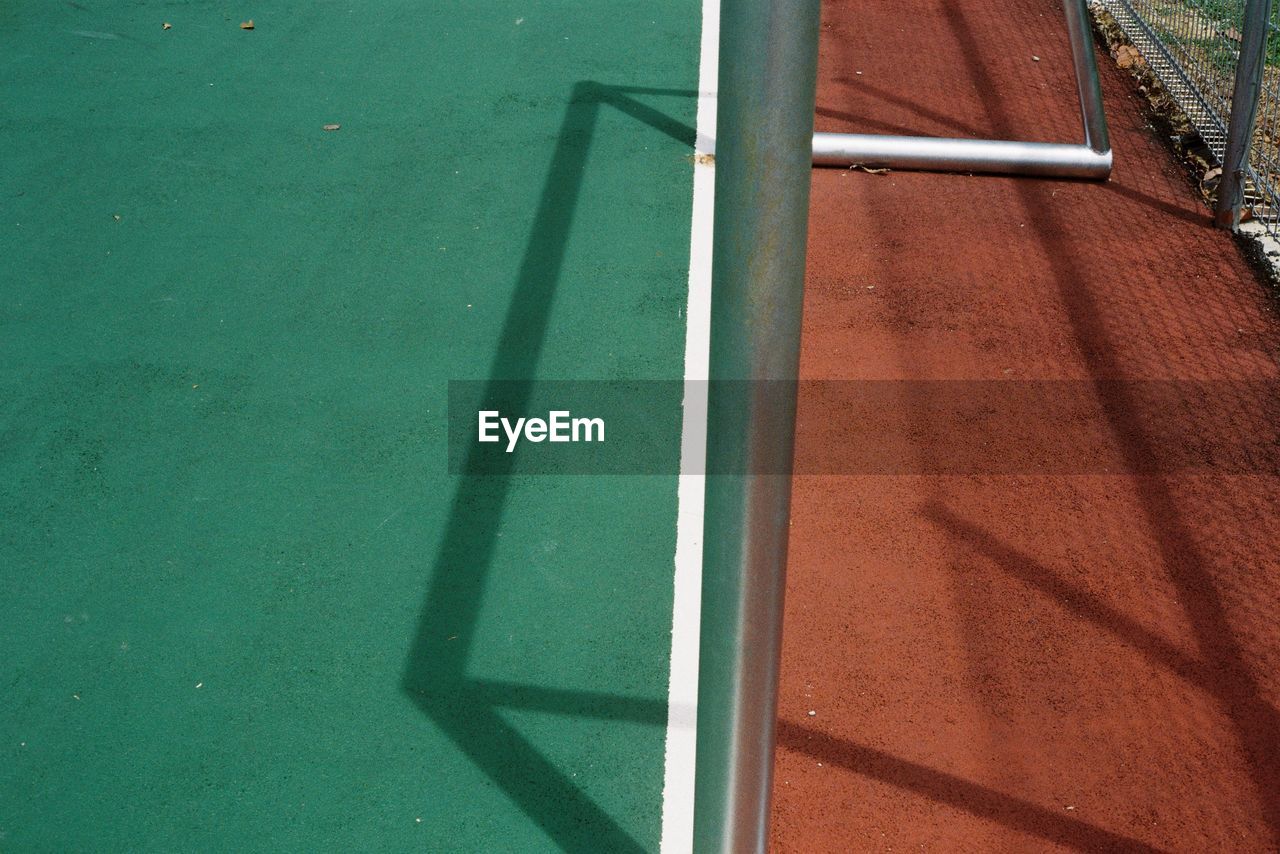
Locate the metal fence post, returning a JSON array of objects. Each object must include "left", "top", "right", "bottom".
[
  {"left": 1216, "top": 0, "right": 1274, "bottom": 230},
  {"left": 692, "top": 0, "right": 822, "bottom": 851}
]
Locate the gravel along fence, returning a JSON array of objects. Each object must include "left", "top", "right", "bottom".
[{"left": 1094, "top": 0, "right": 1280, "bottom": 234}]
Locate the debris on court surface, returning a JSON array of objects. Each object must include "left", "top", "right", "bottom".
[
  {"left": 240, "top": 19, "right": 254, "bottom": 30},
  {"left": 848, "top": 164, "right": 889, "bottom": 175},
  {"left": 162, "top": 22, "right": 171, "bottom": 30},
  {"left": 1114, "top": 44, "right": 1141, "bottom": 69},
  {"left": 323, "top": 124, "right": 341, "bottom": 132}
]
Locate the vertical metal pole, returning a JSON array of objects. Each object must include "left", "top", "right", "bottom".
[
  {"left": 1216, "top": 0, "right": 1274, "bottom": 230},
  {"left": 693, "top": 0, "right": 821, "bottom": 852},
  {"left": 1062, "top": 0, "right": 1110, "bottom": 155}
]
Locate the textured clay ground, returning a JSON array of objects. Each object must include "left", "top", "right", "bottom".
[{"left": 773, "top": 0, "right": 1280, "bottom": 851}]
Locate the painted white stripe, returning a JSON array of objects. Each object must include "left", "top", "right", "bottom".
[{"left": 658, "top": 0, "right": 718, "bottom": 849}]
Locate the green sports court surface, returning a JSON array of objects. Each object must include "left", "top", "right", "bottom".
[{"left": 1, "top": 2, "right": 709, "bottom": 849}]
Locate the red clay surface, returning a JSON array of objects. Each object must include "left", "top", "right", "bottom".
[{"left": 773, "top": 0, "right": 1280, "bottom": 851}]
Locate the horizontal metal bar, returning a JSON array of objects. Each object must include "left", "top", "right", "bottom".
[
  {"left": 811, "top": 0, "right": 1111, "bottom": 180},
  {"left": 811, "top": 132, "right": 1112, "bottom": 178}
]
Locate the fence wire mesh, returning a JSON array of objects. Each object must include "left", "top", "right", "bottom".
[{"left": 1095, "top": 0, "right": 1280, "bottom": 233}]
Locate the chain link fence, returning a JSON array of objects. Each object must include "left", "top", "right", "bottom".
[{"left": 1094, "top": 0, "right": 1280, "bottom": 233}]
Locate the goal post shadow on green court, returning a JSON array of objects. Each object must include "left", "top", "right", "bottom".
[{"left": 400, "top": 81, "right": 696, "bottom": 854}]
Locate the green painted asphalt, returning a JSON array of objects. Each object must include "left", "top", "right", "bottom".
[{"left": 1, "top": 2, "right": 699, "bottom": 850}]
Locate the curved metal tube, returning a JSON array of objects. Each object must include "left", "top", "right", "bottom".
[
  {"left": 1063, "top": 0, "right": 1110, "bottom": 154},
  {"left": 812, "top": 0, "right": 1112, "bottom": 180}
]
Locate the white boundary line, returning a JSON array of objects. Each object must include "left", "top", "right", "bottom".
[{"left": 658, "top": 0, "right": 718, "bottom": 849}]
